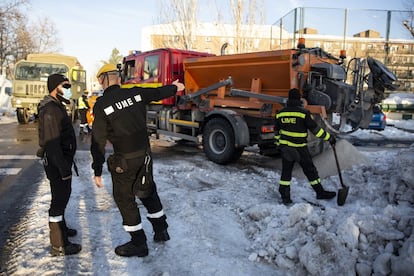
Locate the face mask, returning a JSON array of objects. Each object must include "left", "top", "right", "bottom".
[
  {"left": 62, "top": 88, "right": 72, "bottom": 100},
  {"left": 57, "top": 87, "right": 72, "bottom": 104}
]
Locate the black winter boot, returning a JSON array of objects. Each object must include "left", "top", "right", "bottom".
[
  {"left": 115, "top": 230, "right": 148, "bottom": 257},
  {"left": 312, "top": 183, "right": 336, "bottom": 200},
  {"left": 154, "top": 229, "right": 170, "bottom": 242},
  {"left": 148, "top": 215, "right": 170, "bottom": 242},
  {"left": 279, "top": 185, "right": 293, "bottom": 205},
  {"left": 49, "top": 222, "right": 81, "bottom": 256},
  {"left": 61, "top": 218, "right": 77, "bottom": 237}
]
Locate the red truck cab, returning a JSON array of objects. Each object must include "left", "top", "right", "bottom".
[{"left": 121, "top": 48, "right": 214, "bottom": 105}]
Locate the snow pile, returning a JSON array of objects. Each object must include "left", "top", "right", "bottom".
[
  {"left": 312, "top": 139, "right": 370, "bottom": 178},
  {"left": 397, "top": 145, "right": 414, "bottom": 188},
  {"left": 239, "top": 145, "right": 414, "bottom": 275},
  {"left": 383, "top": 93, "right": 414, "bottom": 105},
  {"left": 348, "top": 125, "right": 414, "bottom": 141},
  {"left": 0, "top": 75, "right": 13, "bottom": 116},
  {"left": 388, "top": 119, "right": 414, "bottom": 131}
]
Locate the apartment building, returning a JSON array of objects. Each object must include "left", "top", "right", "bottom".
[{"left": 141, "top": 21, "right": 414, "bottom": 91}]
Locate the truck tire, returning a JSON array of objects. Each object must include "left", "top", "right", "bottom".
[
  {"left": 16, "top": 108, "right": 30, "bottom": 124},
  {"left": 202, "top": 118, "right": 243, "bottom": 164}
]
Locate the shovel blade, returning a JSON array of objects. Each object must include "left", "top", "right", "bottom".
[{"left": 337, "top": 186, "right": 349, "bottom": 206}]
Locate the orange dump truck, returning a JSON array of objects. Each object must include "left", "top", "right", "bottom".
[{"left": 121, "top": 43, "right": 397, "bottom": 164}]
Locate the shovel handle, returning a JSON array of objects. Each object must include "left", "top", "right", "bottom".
[{"left": 332, "top": 144, "right": 346, "bottom": 188}]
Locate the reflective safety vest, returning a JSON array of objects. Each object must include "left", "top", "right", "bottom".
[
  {"left": 78, "top": 96, "right": 88, "bottom": 109},
  {"left": 274, "top": 107, "right": 331, "bottom": 147}
]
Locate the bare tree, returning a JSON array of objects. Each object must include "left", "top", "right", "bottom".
[
  {"left": 402, "top": 0, "right": 414, "bottom": 37},
  {"left": 0, "top": 0, "right": 61, "bottom": 77},
  {"left": 30, "top": 17, "right": 61, "bottom": 53},
  {"left": 157, "top": 0, "right": 198, "bottom": 50},
  {"left": 229, "top": 0, "right": 265, "bottom": 53},
  {"left": 14, "top": 20, "right": 34, "bottom": 60},
  {"left": 0, "top": 0, "right": 29, "bottom": 75}
]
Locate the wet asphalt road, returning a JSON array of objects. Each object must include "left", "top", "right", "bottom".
[{"left": 0, "top": 119, "right": 89, "bottom": 274}]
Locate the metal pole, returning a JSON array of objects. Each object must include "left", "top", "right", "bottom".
[
  {"left": 385, "top": 11, "right": 391, "bottom": 65},
  {"left": 181, "top": 77, "right": 233, "bottom": 101},
  {"left": 280, "top": 19, "right": 283, "bottom": 49},
  {"left": 230, "top": 88, "right": 287, "bottom": 104},
  {"left": 343, "top": 9, "right": 348, "bottom": 51},
  {"left": 293, "top": 8, "right": 297, "bottom": 48},
  {"left": 300, "top": 7, "right": 305, "bottom": 37}
]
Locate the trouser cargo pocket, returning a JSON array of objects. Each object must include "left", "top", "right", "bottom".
[
  {"left": 133, "top": 154, "right": 154, "bottom": 199},
  {"left": 107, "top": 154, "right": 128, "bottom": 174}
]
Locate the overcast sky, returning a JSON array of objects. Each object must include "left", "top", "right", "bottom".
[{"left": 27, "top": 0, "right": 407, "bottom": 83}]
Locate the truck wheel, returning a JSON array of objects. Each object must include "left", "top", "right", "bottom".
[
  {"left": 202, "top": 118, "right": 243, "bottom": 164},
  {"left": 16, "top": 108, "right": 30, "bottom": 124}
]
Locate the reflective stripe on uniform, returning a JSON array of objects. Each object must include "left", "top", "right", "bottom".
[
  {"left": 315, "top": 128, "right": 324, "bottom": 138},
  {"left": 124, "top": 223, "right": 143, "bottom": 232},
  {"left": 280, "top": 129, "right": 307, "bottom": 138},
  {"left": 276, "top": 112, "right": 306, "bottom": 119},
  {"left": 104, "top": 106, "right": 115, "bottom": 115},
  {"left": 147, "top": 210, "right": 164, "bottom": 219},
  {"left": 274, "top": 134, "right": 280, "bottom": 145},
  {"left": 103, "top": 94, "right": 143, "bottom": 116},
  {"left": 315, "top": 128, "right": 331, "bottom": 140},
  {"left": 279, "top": 180, "right": 291, "bottom": 186},
  {"left": 279, "top": 139, "right": 307, "bottom": 147},
  {"left": 310, "top": 178, "right": 321, "bottom": 185},
  {"left": 49, "top": 215, "right": 63, "bottom": 222}
]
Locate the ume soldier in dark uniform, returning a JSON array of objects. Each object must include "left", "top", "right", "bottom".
[
  {"left": 90, "top": 64, "right": 185, "bottom": 257},
  {"left": 38, "top": 74, "right": 81, "bottom": 256},
  {"left": 274, "top": 88, "right": 336, "bottom": 205}
]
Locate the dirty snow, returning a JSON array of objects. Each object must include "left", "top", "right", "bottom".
[
  {"left": 383, "top": 92, "right": 414, "bottom": 105},
  {"left": 0, "top": 114, "right": 413, "bottom": 275},
  {"left": 348, "top": 122, "right": 414, "bottom": 141}
]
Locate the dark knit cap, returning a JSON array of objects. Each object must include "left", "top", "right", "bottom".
[
  {"left": 47, "top": 74, "right": 70, "bottom": 93},
  {"left": 288, "top": 88, "right": 301, "bottom": 100}
]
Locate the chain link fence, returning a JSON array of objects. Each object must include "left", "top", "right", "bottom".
[{"left": 270, "top": 8, "right": 414, "bottom": 91}]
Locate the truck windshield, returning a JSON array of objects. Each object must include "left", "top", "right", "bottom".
[{"left": 15, "top": 62, "right": 69, "bottom": 81}]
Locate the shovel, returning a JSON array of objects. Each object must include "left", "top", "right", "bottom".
[{"left": 332, "top": 144, "right": 349, "bottom": 206}]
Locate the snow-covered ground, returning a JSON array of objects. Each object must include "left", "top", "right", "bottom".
[
  {"left": 347, "top": 118, "right": 414, "bottom": 142},
  {"left": 1, "top": 114, "right": 414, "bottom": 275},
  {"left": 0, "top": 76, "right": 12, "bottom": 114},
  {"left": 383, "top": 92, "right": 414, "bottom": 106}
]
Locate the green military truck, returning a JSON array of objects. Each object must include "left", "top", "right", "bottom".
[{"left": 11, "top": 53, "right": 87, "bottom": 124}]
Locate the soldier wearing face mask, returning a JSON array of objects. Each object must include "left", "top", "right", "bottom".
[{"left": 37, "top": 74, "right": 81, "bottom": 256}]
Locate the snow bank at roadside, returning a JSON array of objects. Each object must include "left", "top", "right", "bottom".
[{"left": 240, "top": 145, "right": 414, "bottom": 275}]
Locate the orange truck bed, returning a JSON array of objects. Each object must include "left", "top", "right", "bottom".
[{"left": 183, "top": 49, "right": 328, "bottom": 116}]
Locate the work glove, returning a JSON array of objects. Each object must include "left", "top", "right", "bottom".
[{"left": 328, "top": 135, "right": 336, "bottom": 145}]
